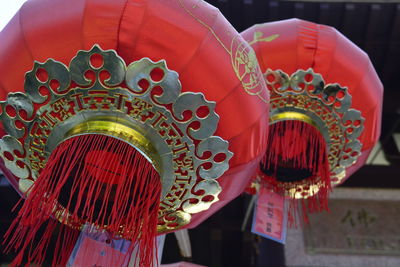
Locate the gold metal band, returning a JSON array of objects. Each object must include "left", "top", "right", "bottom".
[
  {"left": 66, "top": 119, "right": 161, "bottom": 173},
  {"left": 270, "top": 111, "right": 317, "bottom": 128}
]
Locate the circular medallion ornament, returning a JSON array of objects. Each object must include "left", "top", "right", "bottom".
[
  {"left": 0, "top": 45, "right": 233, "bottom": 232},
  {"left": 231, "top": 36, "right": 266, "bottom": 100}
]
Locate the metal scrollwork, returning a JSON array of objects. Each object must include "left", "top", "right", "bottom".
[
  {"left": 70, "top": 45, "right": 125, "bottom": 87},
  {"left": 173, "top": 93, "right": 219, "bottom": 140},
  {"left": 266, "top": 68, "right": 365, "bottom": 191},
  {"left": 0, "top": 93, "right": 33, "bottom": 139},
  {"left": 182, "top": 179, "right": 220, "bottom": 213},
  {"left": 0, "top": 136, "right": 29, "bottom": 179},
  {"left": 126, "top": 58, "right": 181, "bottom": 104},
  {"left": 0, "top": 45, "right": 233, "bottom": 233},
  {"left": 25, "top": 60, "right": 71, "bottom": 102},
  {"left": 196, "top": 137, "right": 231, "bottom": 180}
]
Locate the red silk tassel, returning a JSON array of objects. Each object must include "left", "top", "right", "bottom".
[
  {"left": 4, "top": 134, "right": 161, "bottom": 267},
  {"left": 259, "top": 120, "right": 331, "bottom": 226}
]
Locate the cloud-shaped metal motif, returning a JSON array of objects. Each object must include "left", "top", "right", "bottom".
[
  {"left": 0, "top": 45, "right": 233, "bottom": 233},
  {"left": 265, "top": 68, "right": 365, "bottom": 197}
]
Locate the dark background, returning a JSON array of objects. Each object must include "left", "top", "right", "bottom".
[{"left": 1, "top": 0, "right": 399, "bottom": 266}]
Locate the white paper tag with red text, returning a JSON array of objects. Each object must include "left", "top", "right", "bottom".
[{"left": 251, "top": 187, "right": 288, "bottom": 244}]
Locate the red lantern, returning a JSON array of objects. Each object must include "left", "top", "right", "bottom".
[
  {"left": 0, "top": 0, "right": 269, "bottom": 265},
  {"left": 241, "top": 19, "right": 383, "bottom": 224}
]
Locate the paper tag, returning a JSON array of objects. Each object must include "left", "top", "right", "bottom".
[
  {"left": 67, "top": 225, "right": 131, "bottom": 267},
  {"left": 127, "top": 234, "right": 165, "bottom": 266},
  {"left": 251, "top": 187, "right": 287, "bottom": 244}
]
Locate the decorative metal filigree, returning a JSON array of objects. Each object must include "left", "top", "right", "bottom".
[
  {"left": 0, "top": 45, "right": 233, "bottom": 233},
  {"left": 265, "top": 68, "right": 364, "bottom": 192}
]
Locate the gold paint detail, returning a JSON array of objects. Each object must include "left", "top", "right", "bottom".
[
  {"left": 265, "top": 68, "right": 365, "bottom": 198},
  {"left": 177, "top": 0, "right": 230, "bottom": 54},
  {"left": 177, "top": 0, "right": 268, "bottom": 103},
  {"left": 231, "top": 36, "right": 268, "bottom": 103},
  {"left": 248, "top": 31, "right": 280, "bottom": 45},
  {"left": 0, "top": 45, "right": 233, "bottom": 233}
]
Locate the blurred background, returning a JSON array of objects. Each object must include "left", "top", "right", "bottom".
[{"left": 0, "top": 0, "right": 399, "bottom": 266}]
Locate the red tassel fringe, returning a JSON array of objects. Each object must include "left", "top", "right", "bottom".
[
  {"left": 259, "top": 120, "right": 331, "bottom": 226},
  {"left": 4, "top": 134, "right": 161, "bottom": 266}
]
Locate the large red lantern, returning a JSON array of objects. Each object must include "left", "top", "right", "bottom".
[
  {"left": 0, "top": 0, "right": 269, "bottom": 265},
  {"left": 241, "top": 19, "right": 383, "bottom": 223}
]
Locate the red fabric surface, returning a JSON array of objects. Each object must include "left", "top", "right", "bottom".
[
  {"left": 241, "top": 18, "right": 383, "bottom": 184},
  {"left": 0, "top": 0, "right": 268, "bottom": 229}
]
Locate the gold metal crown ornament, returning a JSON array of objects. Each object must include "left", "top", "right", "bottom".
[
  {"left": 265, "top": 68, "right": 364, "bottom": 198},
  {"left": 0, "top": 45, "right": 233, "bottom": 232}
]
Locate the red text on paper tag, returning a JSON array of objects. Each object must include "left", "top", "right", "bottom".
[{"left": 252, "top": 187, "right": 287, "bottom": 243}]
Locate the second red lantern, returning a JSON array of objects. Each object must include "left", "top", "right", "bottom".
[{"left": 242, "top": 18, "right": 383, "bottom": 223}]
